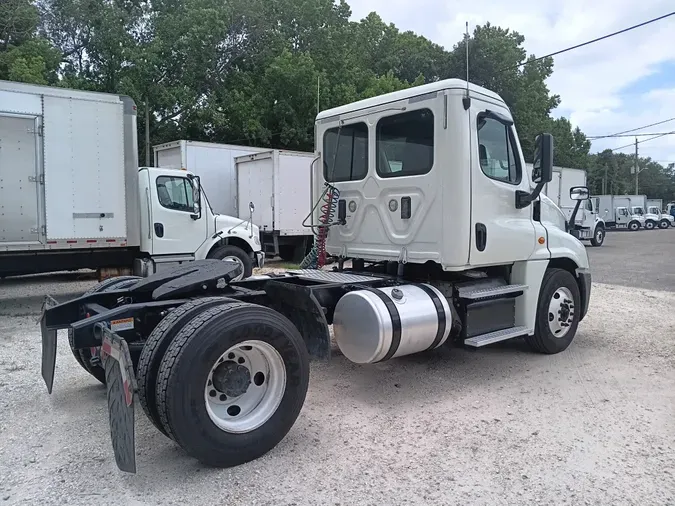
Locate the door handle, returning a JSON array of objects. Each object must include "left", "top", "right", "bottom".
[
  {"left": 475, "top": 223, "right": 487, "bottom": 251},
  {"left": 154, "top": 223, "right": 164, "bottom": 238}
]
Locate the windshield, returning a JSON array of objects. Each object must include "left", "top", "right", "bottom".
[
  {"left": 632, "top": 207, "right": 644, "bottom": 216},
  {"left": 648, "top": 207, "right": 660, "bottom": 214}
]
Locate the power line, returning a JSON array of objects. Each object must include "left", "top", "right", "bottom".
[
  {"left": 504, "top": 11, "right": 675, "bottom": 71},
  {"left": 589, "top": 131, "right": 675, "bottom": 139},
  {"left": 588, "top": 117, "right": 675, "bottom": 139},
  {"left": 610, "top": 132, "right": 673, "bottom": 152}
]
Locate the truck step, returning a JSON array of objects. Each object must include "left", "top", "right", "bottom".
[
  {"left": 459, "top": 284, "right": 528, "bottom": 302},
  {"left": 464, "top": 326, "right": 529, "bottom": 348}
]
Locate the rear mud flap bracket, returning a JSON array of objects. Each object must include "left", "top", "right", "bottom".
[{"left": 39, "top": 295, "right": 59, "bottom": 394}]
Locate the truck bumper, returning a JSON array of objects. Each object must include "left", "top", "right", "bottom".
[
  {"left": 255, "top": 251, "right": 265, "bottom": 269},
  {"left": 577, "top": 269, "right": 592, "bottom": 321}
]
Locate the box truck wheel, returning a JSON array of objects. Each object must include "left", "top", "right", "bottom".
[
  {"left": 628, "top": 221, "right": 640, "bottom": 231},
  {"left": 137, "top": 296, "right": 236, "bottom": 439},
  {"left": 526, "top": 268, "right": 581, "bottom": 355},
  {"left": 590, "top": 225, "right": 605, "bottom": 247},
  {"left": 154, "top": 302, "right": 309, "bottom": 468},
  {"left": 69, "top": 276, "right": 141, "bottom": 384},
  {"left": 659, "top": 219, "right": 670, "bottom": 229},
  {"left": 207, "top": 245, "right": 253, "bottom": 280},
  {"left": 645, "top": 220, "right": 656, "bottom": 230}
]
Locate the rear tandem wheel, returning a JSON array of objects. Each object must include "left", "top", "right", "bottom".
[{"left": 146, "top": 301, "right": 310, "bottom": 467}]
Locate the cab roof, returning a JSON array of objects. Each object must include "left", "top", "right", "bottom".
[{"left": 315, "top": 78, "right": 505, "bottom": 122}]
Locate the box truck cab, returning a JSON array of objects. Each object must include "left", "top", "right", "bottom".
[
  {"left": 136, "top": 167, "right": 263, "bottom": 278},
  {"left": 631, "top": 206, "right": 661, "bottom": 230},
  {"left": 646, "top": 204, "right": 674, "bottom": 228}
]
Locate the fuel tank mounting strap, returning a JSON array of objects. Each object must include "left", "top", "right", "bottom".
[
  {"left": 357, "top": 287, "right": 402, "bottom": 362},
  {"left": 415, "top": 284, "right": 447, "bottom": 351}
]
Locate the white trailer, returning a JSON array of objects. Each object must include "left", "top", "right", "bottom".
[
  {"left": 540, "top": 165, "right": 605, "bottom": 246},
  {"left": 0, "top": 80, "right": 263, "bottom": 278},
  {"left": 235, "top": 150, "right": 315, "bottom": 261},
  {"left": 153, "top": 140, "right": 268, "bottom": 218}
]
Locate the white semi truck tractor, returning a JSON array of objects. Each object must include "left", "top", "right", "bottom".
[{"left": 39, "top": 79, "right": 592, "bottom": 473}]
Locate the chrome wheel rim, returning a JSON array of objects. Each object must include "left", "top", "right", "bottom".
[
  {"left": 547, "top": 287, "right": 575, "bottom": 338},
  {"left": 204, "top": 340, "right": 286, "bottom": 434},
  {"left": 223, "top": 255, "right": 245, "bottom": 281},
  {"left": 595, "top": 229, "right": 603, "bottom": 243}
]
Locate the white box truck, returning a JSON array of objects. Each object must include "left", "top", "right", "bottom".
[
  {"left": 594, "top": 195, "right": 645, "bottom": 231},
  {"left": 0, "top": 80, "right": 263, "bottom": 279},
  {"left": 153, "top": 140, "right": 269, "bottom": 218},
  {"left": 539, "top": 165, "right": 606, "bottom": 246},
  {"left": 646, "top": 198, "right": 674, "bottom": 228},
  {"left": 612, "top": 194, "right": 666, "bottom": 230},
  {"left": 235, "top": 150, "right": 315, "bottom": 262}
]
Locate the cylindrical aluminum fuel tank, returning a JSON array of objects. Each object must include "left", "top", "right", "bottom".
[{"left": 333, "top": 284, "right": 453, "bottom": 364}]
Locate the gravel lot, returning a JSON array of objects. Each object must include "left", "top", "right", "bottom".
[{"left": 1, "top": 235, "right": 674, "bottom": 506}]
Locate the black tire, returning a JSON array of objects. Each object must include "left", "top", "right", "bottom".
[
  {"left": 206, "top": 245, "right": 253, "bottom": 280},
  {"left": 155, "top": 302, "right": 309, "bottom": 467},
  {"left": 628, "top": 221, "right": 640, "bottom": 231},
  {"left": 645, "top": 220, "right": 656, "bottom": 230},
  {"left": 137, "top": 297, "right": 235, "bottom": 439},
  {"left": 69, "top": 276, "right": 141, "bottom": 384},
  {"left": 526, "top": 268, "right": 581, "bottom": 355},
  {"left": 659, "top": 220, "right": 669, "bottom": 229},
  {"left": 590, "top": 226, "right": 605, "bottom": 247}
]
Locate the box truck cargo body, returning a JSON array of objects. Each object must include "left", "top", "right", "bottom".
[
  {"left": 153, "top": 141, "right": 268, "bottom": 218},
  {"left": 235, "top": 150, "right": 315, "bottom": 261},
  {"left": 0, "top": 81, "right": 263, "bottom": 278}
]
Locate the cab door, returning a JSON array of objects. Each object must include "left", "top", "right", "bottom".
[
  {"left": 147, "top": 170, "right": 208, "bottom": 255},
  {"left": 469, "top": 98, "right": 538, "bottom": 266}
]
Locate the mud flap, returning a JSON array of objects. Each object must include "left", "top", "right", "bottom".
[
  {"left": 99, "top": 325, "right": 138, "bottom": 474},
  {"left": 39, "top": 296, "right": 59, "bottom": 394}
]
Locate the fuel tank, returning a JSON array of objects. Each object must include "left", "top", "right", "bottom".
[{"left": 333, "top": 284, "right": 453, "bottom": 364}]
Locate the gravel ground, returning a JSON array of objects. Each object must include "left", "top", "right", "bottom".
[{"left": 1, "top": 259, "right": 674, "bottom": 505}]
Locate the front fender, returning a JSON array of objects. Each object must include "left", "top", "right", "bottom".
[{"left": 195, "top": 230, "right": 261, "bottom": 261}]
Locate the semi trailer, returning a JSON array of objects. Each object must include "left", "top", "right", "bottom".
[
  {"left": 539, "top": 165, "right": 605, "bottom": 246},
  {"left": 0, "top": 80, "right": 264, "bottom": 278},
  {"left": 39, "top": 78, "right": 592, "bottom": 474}
]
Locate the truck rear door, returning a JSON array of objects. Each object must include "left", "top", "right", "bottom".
[
  {"left": 0, "top": 114, "right": 41, "bottom": 244},
  {"left": 236, "top": 153, "right": 274, "bottom": 232}
]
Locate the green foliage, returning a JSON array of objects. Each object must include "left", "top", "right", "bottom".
[{"left": 3, "top": 0, "right": 671, "bottom": 199}]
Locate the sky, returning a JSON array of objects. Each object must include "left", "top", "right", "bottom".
[{"left": 348, "top": 0, "right": 675, "bottom": 167}]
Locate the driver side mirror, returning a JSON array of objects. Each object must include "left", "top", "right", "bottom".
[
  {"left": 570, "top": 186, "right": 589, "bottom": 201},
  {"left": 532, "top": 133, "right": 554, "bottom": 184},
  {"left": 189, "top": 175, "right": 201, "bottom": 220}
]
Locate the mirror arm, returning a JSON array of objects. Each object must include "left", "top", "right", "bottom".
[
  {"left": 516, "top": 182, "right": 546, "bottom": 209},
  {"left": 568, "top": 200, "right": 583, "bottom": 238}
]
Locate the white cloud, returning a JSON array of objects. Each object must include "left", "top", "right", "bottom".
[{"left": 348, "top": 0, "right": 675, "bottom": 165}]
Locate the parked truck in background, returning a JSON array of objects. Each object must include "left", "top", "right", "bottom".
[
  {"left": 234, "top": 150, "right": 314, "bottom": 262},
  {"left": 612, "top": 194, "right": 664, "bottom": 230},
  {"left": 40, "top": 78, "right": 593, "bottom": 474},
  {"left": 594, "top": 195, "right": 645, "bottom": 231},
  {"left": 646, "top": 198, "right": 674, "bottom": 228},
  {"left": 154, "top": 140, "right": 316, "bottom": 260},
  {"left": 538, "top": 165, "right": 605, "bottom": 246},
  {"left": 0, "top": 80, "right": 263, "bottom": 279}
]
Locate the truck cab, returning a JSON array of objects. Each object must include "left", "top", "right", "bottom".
[
  {"left": 632, "top": 206, "right": 660, "bottom": 230},
  {"left": 615, "top": 206, "right": 644, "bottom": 230},
  {"left": 136, "top": 167, "right": 263, "bottom": 278},
  {"left": 647, "top": 205, "right": 674, "bottom": 228}
]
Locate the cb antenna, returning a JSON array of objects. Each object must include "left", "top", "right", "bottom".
[{"left": 463, "top": 21, "right": 471, "bottom": 110}]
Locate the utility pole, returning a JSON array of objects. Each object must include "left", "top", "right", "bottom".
[
  {"left": 602, "top": 164, "right": 608, "bottom": 194},
  {"left": 634, "top": 137, "right": 639, "bottom": 195},
  {"left": 145, "top": 97, "right": 151, "bottom": 167}
]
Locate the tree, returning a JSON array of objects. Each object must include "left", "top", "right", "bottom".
[{"left": 0, "top": 0, "right": 60, "bottom": 84}]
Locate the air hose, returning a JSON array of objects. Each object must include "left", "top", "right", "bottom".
[{"left": 300, "top": 183, "right": 340, "bottom": 269}]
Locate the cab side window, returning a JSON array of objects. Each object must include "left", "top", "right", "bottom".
[
  {"left": 477, "top": 114, "right": 521, "bottom": 184},
  {"left": 156, "top": 176, "right": 195, "bottom": 213}
]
